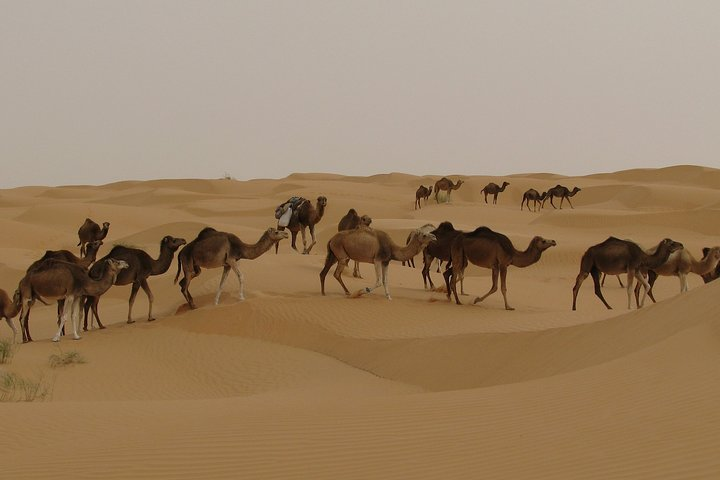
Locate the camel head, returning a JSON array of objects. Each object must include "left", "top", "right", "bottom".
[
  {"left": 658, "top": 238, "right": 684, "bottom": 254},
  {"left": 106, "top": 258, "right": 129, "bottom": 273},
  {"left": 539, "top": 191, "right": 548, "bottom": 200},
  {"left": 86, "top": 240, "right": 103, "bottom": 251},
  {"left": 702, "top": 246, "right": 720, "bottom": 264},
  {"left": 360, "top": 215, "right": 372, "bottom": 227},
  {"left": 266, "top": 228, "right": 289, "bottom": 243},
  {"left": 428, "top": 185, "right": 433, "bottom": 194},
  {"left": 571, "top": 187, "right": 581, "bottom": 194},
  {"left": 102, "top": 222, "right": 110, "bottom": 229},
  {"left": 456, "top": 179, "right": 464, "bottom": 187},
  {"left": 316, "top": 196, "right": 328, "bottom": 208},
  {"left": 531, "top": 236, "right": 557, "bottom": 252},
  {"left": 162, "top": 236, "right": 187, "bottom": 251},
  {"left": 502, "top": 181, "right": 510, "bottom": 188},
  {"left": 410, "top": 229, "right": 437, "bottom": 246}
]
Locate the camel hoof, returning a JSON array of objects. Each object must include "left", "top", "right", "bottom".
[
  {"left": 148, "top": 317, "right": 156, "bottom": 322},
  {"left": 127, "top": 319, "right": 136, "bottom": 324},
  {"left": 506, "top": 307, "right": 515, "bottom": 311},
  {"left": 99, "top": 325, "right": 106, "bottom": 330},
  {"left": 386, "top": 296, "right": 392, "bottom": 301},
  {"left": 83, "top": 327, "right": 88, "bottom": 332},
  {"left": 73, "top": 335, "right": 81, "bottom": 340},
  {"left": 472, "top": 297, "right": 482, "bottom": 304},
  {"left": 52, "top": 336, "right": 60, "bottom": 342}
]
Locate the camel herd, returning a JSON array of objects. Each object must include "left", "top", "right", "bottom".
[{"left": 1, "top": 180, "right": 719, "bottom": 344}]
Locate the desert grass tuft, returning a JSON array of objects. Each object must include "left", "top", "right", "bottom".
[
  {"left": 0, "top": 338, "right": 15, "bottom": 364},
  {"left": 49, "top": 350, "right": 87, "bottom": 368},
  {"left": 0, "top": 372, "right": 51, "bottom": 402}
]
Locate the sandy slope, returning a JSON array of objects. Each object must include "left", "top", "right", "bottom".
[{"left": 1, "top": 166, "right": 720, "bottom": 479}]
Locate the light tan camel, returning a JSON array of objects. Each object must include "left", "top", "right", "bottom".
[
  {"left": 414, "top": 185, "right": 433, "bottom": 210},
  {"left": 337, "top": 209, "right": 373, "bottom": 278},
  {"left": 320, "top": 227, "right": 436, "bottom": 300},
  {"left": 402, "top": 223, "right": 436, "bottom": 268},
  {"left": 276, "top": 196, "right": 327, "bottom": 254},
  {"left": 0, "top": 288, "right": 21, "bottom": 338},
  {"left": 77, "top": 218, "right": 110, "bottom": 257},
  {"left": 542, "top": 185, "right": 581, "bottom": 209},
  {"left": 571, "top": 237, "right": 683, "bottom": 310},
  {"left": 17, "top": 258, "right": 128, "bottom": 342},
  {"left": 481, "top": 181, "right": 510, "bottom": 205},
  {"left": 520, "top": 189, "right": 547, "bottom": 212},
  {"left": 445, "top": 227, "right": 556, "bottom": 310},
  {"left": 434, "top": 177, "right": 464, "bottom": 204},
  {"left": 175, "top": 227, "right": 288, "bottom": 309},
  {"left": 83, "top": 236, "right": 187, "bottom": 329}
]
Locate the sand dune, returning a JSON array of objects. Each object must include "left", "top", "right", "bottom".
[{"left": 1, "top": 166, "right": 720, "bottom": 479}]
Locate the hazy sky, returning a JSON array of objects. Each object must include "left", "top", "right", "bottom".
[{"left": 1, "top": 1, "right": 719, "bottom": 187}]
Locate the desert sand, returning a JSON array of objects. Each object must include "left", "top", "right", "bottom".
[{"left": 1, "top": 165, "right": 720, "bottom": 479}]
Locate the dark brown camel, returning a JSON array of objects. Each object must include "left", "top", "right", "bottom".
[
  {"left": 276, "top": 196, "right": 327, "bottom": 254},
  {"left": 444, "top": 227, "right": 556, "bottom": 310},
  {"left": 77, "top": 218, "right": 110, "bottom": 257},
  {"left": 415, "top": 185, "right": 433, "bottom": 210},
  {"left": 175, "top": 227, "right": 288, "bottom": 309},
  {"left": 520, "top": 189, "right": 547, "bottom": 212},
  {"left": 337, "top": 209, "right": 372, "bottom": 278},
  {"left": 0, "top": 288, "right": 21, "bottom": 338},
  {"left": 571, "top": 237, "right": 683, "bottom": 310},
  {"left": 481, "top": 181, "right": 510, "bottom": 205},
  {"left": 82, "top": 236, "right": 187, "bottom": 330},
  {"left": 420, "top": 221, "right": 467, "bottom": 295},
  {"left": 434, "top": 178, "right": 464, "bottom": 204},
  {"left": 542, "top": 185, "right": 581, "bottom": 209}
]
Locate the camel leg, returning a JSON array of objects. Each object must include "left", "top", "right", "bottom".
[
  {"left": 274, "top": 226, "right": 285, "bottom": 254},
  {"left": 360, "top": 262, "right": 384, "bottom": 296},
  {"left": 442, "top": 267, "right": 454, "bottom": 301},
  {"left": 304, "top": 225, "right": 317, "bottom": 254},
  {"left": 54, "top": 295, "right": 73, "bottom": 342},
  {"left": 290, "top": 230, "right": 300, "bottom": 252},
  {"left": 381, "top": 263, "right": 391, "bottom": 300},
  {"left": 127, "top": 282, "right": 141, "bottom": 324},
  {"left": 139, "top": 279, "right": 156, "bottom": 321},
  {"left": 499, "top": 267, "right": 513, "bottom": 310},
  {"left": 588, "top": 269, "right": 612, "bottom": 309},
  {"left": 90, "top": 297, "right": 104, "bottom": 330},
  {"left": 320, "top": 249, "right": 339, "bottom": 295},
  {"left": 332, "top": 259, "right": 351, "bottom": 295},
  {"left": 449, "top": 264, "right": 463, "bottom": 305},
  {"left": 70, "top": 296, "right": 82, "bottom": 340},
  {"left": 565, "top": 197, "right": 575, "bottom": 209},
  {"left": 474, "top": 267, "right": 499, "bottom": 305},
  {"left": 230, "top": 261, "right": 245, "bottom": 301},
  {"left": 215, "top": 266, "right": 231, "bottom": 305},
  {"left": 422, "top": 253, "right": 433, "bottom": 289},
  {"left": 20, "top": 299, "right": 32, "bottom": 343},
  {"left": 3, "top": 317, "right": 17, "bottom": 340},
  {"left": 352, "top": 261, "right": 362, "bottom": 278},
  {"left": 572, "top": 271, "right": 588, "bottom": 310},
  {"left": 633, "top": 270, "right": 652, "bottom": 308},
  {"left": 679, "top": 272, "right": 689, "bottom": 293},
  {"left": 550, "top": 197, "right": 557, "bottom": 209}
]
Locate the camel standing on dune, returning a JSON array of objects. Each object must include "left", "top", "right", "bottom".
[
  {"left": 276, "top": 196, "right": 327, "bottom": 254},
  {"left": 320, "top": 228, "right": 436, "bottom": 300},
  {"left": 520, "top": 189, "right": 547, "bottom": 212},
  {"left": 481, "top": 182, "right": 510, "bottom": 205},
  {"left": 434, "top": 178, "right": 464, "bottom": 204},
  {"left": 337, "top": 209, "right": 372, "bottom": 278},
  {"left": 77, "top": 218, "right": 110, "bottom": 257},
  {"left": 445, "top": 228, "right": 556, "bottom": 309},
  {"left": 0, "top": 288, "right": 21, "bottom": 338},
  {"left": 176, "top": 227, "right": 288, "bottom": 309},
  {"left": 542, "top": 185, "right": 581, "bottom": 209},
  {"left": 571, "top": 237, "right": 683, "bottom": 311},
  {"left": 415, "top": 185, "right": 433, "bottom": 210},
  {"left": 83, "top": 236, "right": 187, "bottom": 329}
]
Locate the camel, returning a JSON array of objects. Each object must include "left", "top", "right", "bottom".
[
  {"left": 175, "top": 227, "right": 288, "bottom": 309},
  {"left": 402, "top": 224, "right": 435, "bottom": 268},
  {"left": 701, "top": 248, "right": 720, "bottom": 283},
  {"left": 0, "top": 288, "right": 21, "bottom": 338},
  {"left": 17, "top": 258, "right": 128, "bottom": 342},
  {"left": 542, "top": 185, "right": 581, "bottom": 209},
  {"left": 28, "top": 240, "right": 103, "bottom": 272},
  {"left": 414, "top": 185, "right": 433, "bottom": 210},
  {"left": 481, "top": 181, "right": 510, "bottom": 205},
  {"left": 420, "top": 221, "right": 467, "bottom": 295},
  {"left": 444, "top": 228, "right": 556, "bottom": 309},
  {"left": 434, "top": 177, "right": 464, "bottom": 204},
  {"left": 520, "top": 189, "right": 547, "bottom": 212},
  {"left": 77, "top": 218, "right": 110, "bottom": 257},
  {"left": 83, "top": 236, "right": 187, "bottom": 330},
  {"left": 319, "top": 227, "right": 436, "bottom": 300},
  {"left": 275, "top": 196, "right": 327, "bottom": 254},
  {"left": 337, "top": 209, "right": 373, "bottom": 278},
  {"left": 571, "top": 237, "right": 683, "bottom": 311}
]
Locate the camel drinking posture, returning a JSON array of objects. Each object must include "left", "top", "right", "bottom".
[
  {"left": 434, "top": 177, "right": 464, "bottom": 204},
  {"left": 17, "top": 258, "right": 129, "bottom": 342},
  {"left": 481, "top": 181, "right": 510, "bottom": 205},
  {"left": 571, "top": 237, "right": 683, "bottom": 311},
  {"left": 445, "top": 227, "right": 556, "bottom": 309},
  {"left": 275, "top": 196, "right": 327, "bottom": 254},
  {"left": 414, "top": 185, "right": 433, "bottom": 210},
  {"left": 83, "top": 236, "right": 187, "bottom": 329},
  {"left": 542, "top": 185, "right": 581, "bottom": 209},
  {"left": 175, "top": 227, "right": 288, "bottom": 309},
  {"left": 520, "top": 189, "right": 547, "bottom": 212},
  {"left": 319, "top": 228, "right": 436, "bottom": 300},
  {"left": 0, "top": 288, "right": 21, "bottom": 338},
  {"left": 337, "top": 209, "right": 373, "bottom": 278},
  {"left": 77, "top": 218, "right": 110, "bottom": 257}
]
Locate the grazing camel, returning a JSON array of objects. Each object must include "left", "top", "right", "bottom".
[
  {"left": 520, "top": 189, "right": 547, "bottom": 212},
  {"left": 77, "top": 218, "right": 110, "bottom": 257},
  {"left": 571, "top": 237, "right": 683, "bottom": 311},
  {"left": 434, "top": 178, "right": 464, "bottom": 204},
  {"left": 276, "top": 196, "right": 327, "bottom": 254},
  {"left": 481, "top": 182, "right": 510, "bottom": 205},
  {"left": 701, "top": 248, "right": 720, "bottom": 283},
  {"left": 414, "top": 185, "right": 433, "bottom": 210},
  {"left": 420, "top": 221, "right": 467, "bottom": 295},
  {"left": 402, "top": 223, "right": 435, "bottom": 268},
  {"left": 337, "top": 209, "right": 373, "bottom": 278},
  {"left": 445, "top": 228, "right": 556, "bottom": 309},
  {"left": 175, "top": 227, "right": 288, "bottom": 309},
  {"left": 0, "top": 288, "right": 21, "bottom": 338},
  {"left": 319, "top": 228, "right": 436, "bottom": 300},
  {"left": 83, "top": 236, "right": 187, "bottom": 330},
  {"left": 17, "top": 258, "right": 128, "bottom": 343},
  {"left": 542, "top": 185, "right": 581, "bottom": 209}
]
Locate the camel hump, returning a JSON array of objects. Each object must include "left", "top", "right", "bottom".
[
  {"left": 196, "top": 227, "right": 218, "bottom": 239},
  {"left": 435, "top": 221, "right": 455, "bottom": 233},
  {"left": 468, "top": 226, "right": 496, "bottom": 237}
]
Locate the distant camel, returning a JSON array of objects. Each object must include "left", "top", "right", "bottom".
[
  {"left": 402, "top": 223, "right": 435, "bottom": 268},
  {"left": 434, "top": 177, "right": 464, "bottom": 204},
  {"left": 175, "top": 227, "right": 288, "bottom": 309},
  {"left": 276, "top": 196, "right": 327, "bottom": 254},
  {"left": 445, "top": 228, "right": 556, "bottom": 309},
  {"left": 520, "top": 189, "right": 547, "bottom": 212},
  {"left": 320, "top": 228, "right": 436, "bottom": 300},
  {"left": 542, "top": 185, "right": 581, "bottom": 209},
  {"left": 481, "top": 182, "right": 510, "bottom": 205},
  {"left": 17, "top": 258, "right": 128, "bottom": 342},
  {"left": 701, "top": 247, "right": 720, "bottom": 283},
  {"left": 571, "top": 237, "right": 683, "bottom": 310},
  {"left": 0, "top": 288, "right": 21, "bottom": 338},
  {"left": 414, "top": 185, "right": 433, "bottom": 210},
  {"left": 420, "top": 221, "right": 466, "bottom": 295},
  {"left": 337, "top": 209, "right": 373, "bottom": 278},
  {"left": 83, "top": 236, "right": 187, "bottom": 330},
  {"left": 77, "top": 218, "right": 110, "bottom": 257}
]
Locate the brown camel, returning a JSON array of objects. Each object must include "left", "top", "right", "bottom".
[
  {"left": 83, "top": 236, "right": 187, "bottom": 330},
  {"left": 571, "top": 237, "right": 683, "bottom": 311},
  {"left": 481, "top": 181, "right": 510, "bottom": 205},
  {"left": 319, "top": 227, "right": 436, "bottom": 300},
  {"left": 434, "top": 177, "right": 464, "bottom": 204},
  {"left": 77, "top": 218, "right": 110, "bottom": 257},
  {"left": 276, "top": 196, "right": 327, "bottom": 254},
  {"left": 420, "top": 221, "right": 467, "bottom": 295},
  {"left": 175, "top": 227, "right": 288, "bottom": 309},
  {"left": 337, "top": 209, "right": 373, "bottom": 278},
  {"left": 444, "top": 227, "right": 556, "bottom": 309},
  {"left": 0, "top": 288, "right": 21, "bottom": 338},
  {"left": 542, "top": 185, "right": 581, "bottom": 209},
  {"left": 414, "top": 185, "right": 433, "bottom": 210},
  {"left": 701, "top": 247, "right": 720, "bottom": 283},
  {"left": 17, "top": 258, "right": 128, "bottom": 342},
  {"left": 520, "top": 189, "right": 547, "bottom": 212}
]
